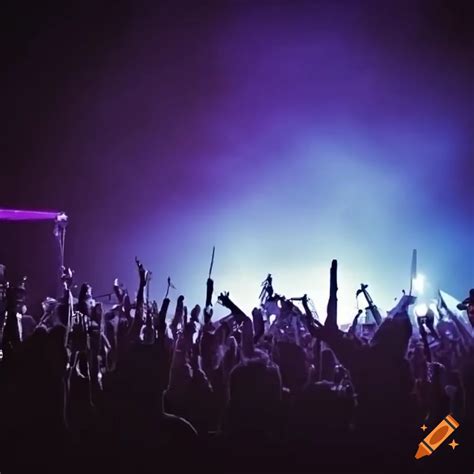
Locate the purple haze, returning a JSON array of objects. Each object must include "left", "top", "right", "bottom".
[{"left": 1, "top": 2, "right": 472, "bottom": 321}]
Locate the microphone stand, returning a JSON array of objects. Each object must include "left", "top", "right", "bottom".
[{"left": 53, "top": 213, "right": 68, "bottom": 296}]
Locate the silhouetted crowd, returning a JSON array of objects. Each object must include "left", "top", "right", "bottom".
[{"left": 0, "top": 259, "right": 472, "bottom": 473}]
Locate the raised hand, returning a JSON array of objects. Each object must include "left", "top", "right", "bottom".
[
  {"left": 61, "top": 266, "right": 74, "bottom": 291},
  {"left": 133, "top": 257, "right": 149, "bottom": 339},
  {"left": 113, "top": 278, "right": 126, "bottom": 303},
  {"left": 171, "top": 295, "right": 185, "bottom": 331},
  {"left": 130, "top": 258, "right": 148, "bottom": 341},
  {"left": 157, "top": 297, "right": 170, "bottom": 335},
  {"left": 190, "top": 304, "right": 201, "bottom": 323},
  {"left": 218, "top": 291, "right": 232, "bottom": 309},
  {"left": 218, "top": 291, "right": 248, "bottom": 324},
  {"left": 135, "top": 257, "right": 148, "bottom": 288}
]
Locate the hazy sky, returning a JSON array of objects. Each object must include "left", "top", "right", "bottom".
[{"left": 1, "top": 1, "right": 473, "bottom": 321}]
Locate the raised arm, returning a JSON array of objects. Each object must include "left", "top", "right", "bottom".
[
  {"left": 218, "top": 291, "right": 254, "bottom": 358},
  {"left": 325, "top": 260, "right": 338, "bottom": 330},
  {"left": 155, "top": 296, "right": 170, "bottom": 343},
  {"left": 204, "top": 278, "right": 214, "bottom": 325},
  {"left": 349, "top": 310, "right": 363, "bottom": 336},
  {"left": 129, "top": 257, "right": 148, "bottom": 341},
  {"left": 170, "top": 295, "right": 185, "bottom": 339},
  {"left": 59, "top": 267, "right": 74, "bottom": 344},
  {"left": 302, "top": 294, "right": 323, "bottom": 331},
  {"left": 218, "top": 291, "right": 248, "bottom": 324}
]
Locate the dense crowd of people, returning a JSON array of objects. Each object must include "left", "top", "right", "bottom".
[{"left": 0, "top": 258, "right": 472, "bottom": 473}]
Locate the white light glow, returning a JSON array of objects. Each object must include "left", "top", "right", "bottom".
[
  {"left": 412, "top": 274, "right": 425, "bottom": 294},
  {"left": 212, "top": 262, "right": 379, "bottom": 325},
  {"left": 414, "top": 303, "right": 428, "bottom": 317}
]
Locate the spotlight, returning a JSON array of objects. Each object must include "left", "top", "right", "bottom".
[
  {"left": 414, "top": 303, "right": 428, "bottom": 317},
  {"left": 412, "top": 274, "right": 425, "bottom": 294}
]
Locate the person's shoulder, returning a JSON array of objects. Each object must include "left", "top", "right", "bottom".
[{"left": 160, "top": 412, "right": 198, "bottom": 438}]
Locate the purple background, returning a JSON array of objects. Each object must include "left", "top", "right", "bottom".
[{"left": 1, "top": 1, "right": 472, "bottom": 321}]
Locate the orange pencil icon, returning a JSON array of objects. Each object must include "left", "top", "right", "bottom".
[{"left": 415, "top": 414, "right": 459, "bottom": 459}]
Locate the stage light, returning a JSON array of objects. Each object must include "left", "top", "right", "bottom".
[
  {"left": 414, "top": 303, "right": 428, "bottom": 317},
  {"left": 412, "top": 274, "right": 425, "bottom": 294}
]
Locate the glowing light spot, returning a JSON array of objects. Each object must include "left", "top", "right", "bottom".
[
  {"left": 412, "top": 274, "right": 425, "bottom": 294},
  {"left": 414, "top": 303, "right": 428, "bottom": 317}
]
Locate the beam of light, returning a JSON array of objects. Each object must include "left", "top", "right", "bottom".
[
  {"left": 0, "top": 209, "right": 63, "bottom": 221},
  {"left": 412, "top": 274, "right": 425, "bottom": 295}
]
